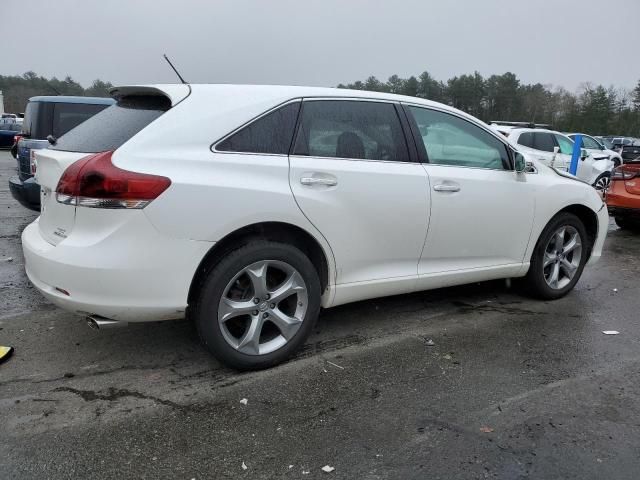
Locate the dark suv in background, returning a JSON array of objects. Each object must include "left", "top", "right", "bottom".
[{"left": 9, "top": 95, "right": 114, "bottom": 210}]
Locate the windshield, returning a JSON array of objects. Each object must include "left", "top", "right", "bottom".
[{"left": 599, "top": 137, "right": 614, "bottom": 149}]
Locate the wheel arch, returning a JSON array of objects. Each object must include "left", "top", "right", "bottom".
[
  {"left": 556, "top": 204, "right": 599, "bottom": 257},
  {"left": 187, "top": 222, "right": 332, "bottom": 308}
]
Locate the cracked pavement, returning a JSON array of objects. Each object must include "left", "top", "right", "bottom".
[{"left": 1, "top": 150, "right": 640, "bottom": 479}]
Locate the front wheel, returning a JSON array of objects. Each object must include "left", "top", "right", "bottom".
[
  {"left": 593, "top": 172, "right": 611, "bottom": 192},
  {"left": 524, "top": 213, "right": 589, "bottom": 300},
  {"left": 192, "top": 240, "right": 321, "bottom": 370}
]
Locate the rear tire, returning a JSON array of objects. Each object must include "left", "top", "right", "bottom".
[
  {"left": 524, "top": 213, "right": 589, "bottom": 300},
  {"left": 192, "top": 240, "right": 321, "bottom": 370}
]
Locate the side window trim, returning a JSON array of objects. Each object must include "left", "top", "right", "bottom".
[
  {"left": 401, "top": 103, "right": 514, "bottom": 171},
  {"left": 290, "top": 98, "right": 416, "bottom": 163},
  {"left": 210, "top": 98, "right": 302, "bottom": 156}
]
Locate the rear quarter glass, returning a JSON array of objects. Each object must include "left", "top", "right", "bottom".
[{"left": 51, "top": 95, "right": 171, "bottom": 153}]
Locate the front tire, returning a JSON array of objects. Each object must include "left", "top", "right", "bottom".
[
  {"left": 524, "top": 213, "right": 589, "bottom": 300},
  {"left": 192, "top": 240, "right": 321, "bottom": 370},
  {"left": 593, "top": 172, "right": 611, "bottom": 192}
]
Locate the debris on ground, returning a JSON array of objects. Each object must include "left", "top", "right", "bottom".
[
  {"left": 239, "top": 398, "right": 248, "bottom": 405},
  {"left": 242, "top": 462, "right": 248, "bottom": 470},
  {"left": 443, "top": 354, "right": 452, "bottom": 360},
  {"left": 302, "top": 471, "right": 310, "bottom": 475},
  {"left": 424, "top": 338, "right": 435, "bottom": 346},
  {"left": 326, "top": 361, "right": 344, "bottom": 370},
  {"left": 321, "top": 465, "right": 335, "bottom": 473},
  {"left": 602, "top": 330, "right": 620, "bottom": 335},
  {"left": 480, "top": 426, "right": 494, "bottom": 433},
  {"left": 0, "top": 346, "right": 13, "bottom": 364},
  {"left": 613, "top": 288, "right": 618, "bottom": 293},
  {"left": 0, "top": 257, "right": 13, "bottom": 262}
]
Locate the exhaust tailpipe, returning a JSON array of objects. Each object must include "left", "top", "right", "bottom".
[{"left": 87, "top": 315, "right": 128, "bottom": 330}]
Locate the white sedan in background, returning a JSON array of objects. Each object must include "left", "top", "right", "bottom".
[
  {"left": 22, "top": 85, "right": 608, "bottom": 370},
  {"left": 506, "top": 127, "right": 614, "bottom": 190}
]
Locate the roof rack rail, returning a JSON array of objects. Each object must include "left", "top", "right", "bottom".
[{"left": 491, "top": 121, "right": 553, "bottom": 129}]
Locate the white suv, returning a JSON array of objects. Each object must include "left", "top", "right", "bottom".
[
  {"left": 22, "top": 85, "right": 608, "bottom": 370},
  {"left": 507, "top": 128, "right": 614, "bottom": 190}
]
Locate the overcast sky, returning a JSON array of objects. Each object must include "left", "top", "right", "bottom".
[{"left": 5, "top": 0, "right": 640, "bottom": 92}]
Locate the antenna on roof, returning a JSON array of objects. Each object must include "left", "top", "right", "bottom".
[{"left": 163, "top": 54, "right": 188, "bottom": 84}]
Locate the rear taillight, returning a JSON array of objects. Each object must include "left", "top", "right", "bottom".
[
  {"left": 612, "top": 167, "right": 637, "bottom": 181},
  {"left": 30, "top": 149, "right": 37, "bottom": 174},
  {"left": 13, "top": 134, "right": 22, "bottom": 143},
  {"left": 55, "top": 151, "right": 171, "bottom": 209}
]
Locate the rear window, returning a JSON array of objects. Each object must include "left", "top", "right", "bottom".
[
  {"left": 52, "top": 96, "right": 170, "bottom": 153},
  {"left": 22, "top": 101, "right": 53, "bottom": 139},
  {"left": 52, "top": 103, "right": 109, "bottom": 137}
]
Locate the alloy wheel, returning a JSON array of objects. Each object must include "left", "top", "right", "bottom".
[
  {"left": 594, "top": 175, "right": 611, "bottom": 192},
  {"left": 217, "top": 260, "right": 308, "bottom": 355},
  {"left": 543, "top": 226, "right": 583, "bottom": 290}
]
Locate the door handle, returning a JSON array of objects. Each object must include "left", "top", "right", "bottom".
[
  {"left": 433, "top": 184, "right": 460, "bottom": 192},
  {"left": 300, "top": 177, "right": 338, "bottom": 187}
]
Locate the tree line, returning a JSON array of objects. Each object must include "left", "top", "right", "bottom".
[
  {"left": 3, "top": 70, "right": 640, "bottom": 137},
  {"left": 338, "top": 71, "right": 640, "bottom": 136},
  {"left": 0, "top": 72, "right": 113, "bottom": 113}
]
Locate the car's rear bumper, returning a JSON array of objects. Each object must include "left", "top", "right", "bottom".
[
  {"left": 9, "top": 175, "right": 41, "bottom": 211},
  {"left": 607, "top": 206, "right": 640, "bottom": 220},
  {"left": 22, "top": 214, "right": 213, "bottom": 322},
  {"left": 587, "top": 204, "right": 609, "bottom": 266}
]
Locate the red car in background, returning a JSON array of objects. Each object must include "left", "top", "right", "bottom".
[{"left": 607, "top": 145, "right": 640, "bottom": 230}]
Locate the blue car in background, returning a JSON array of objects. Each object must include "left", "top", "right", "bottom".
[
  {"left": 10, "top": 95, "right": 115, "bottom": 210},
  {"left": 0, "top": 122, "right": 22, "bottom": 148}
]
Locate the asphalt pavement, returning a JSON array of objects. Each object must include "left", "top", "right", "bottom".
[{"left": 1, "top": 150, "right": 639, "bottom": 479}]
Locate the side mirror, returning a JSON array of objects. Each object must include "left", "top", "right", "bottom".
[
  {"left": 580, "top": 148, "right": 589, "bottom": 160},
  {"left": 514, "top": 152, "right": 527, "bottom": 172}
]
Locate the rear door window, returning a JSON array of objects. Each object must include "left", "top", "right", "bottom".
[
  {"left": 517, "top": 132, "right": 534, "bottom": 148},
  {"left": 532, "top": 132, "right": 556, "bottom": 152},
  {"left": 52, "top": 103, "right": 110, "bottom": 137},
  {"left": 216, "top": 101, "right": 301, "bottom": 155},
  {"left": 52, "top": 95, "right": 170, "bottom": 153},
  {"left": 293, "top": 100, "right": 409, "bottom": 162}
]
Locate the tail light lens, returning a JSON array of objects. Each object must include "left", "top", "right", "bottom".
[
  {"left": 55, "top": 151, "right": 171, "bottom": 209},
  {"left": 612, "top": 167, "right": 637, "bottom": 181},
  {"left": 30, "top": 148, "right": 38, "bottom": 174}
]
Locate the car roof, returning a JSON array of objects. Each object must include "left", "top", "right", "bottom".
[
  {"left": 27, "top": 95, "right": 116, "bottom": 105},
  {"left": 508, "top": 127, "right": 565, "bottom": 136},
  {"left": 114, "top": 83, "right": 481, "bottom": 123}
]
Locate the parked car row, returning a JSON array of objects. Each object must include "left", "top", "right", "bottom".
[
  {"left": 20, "top": 84, "right": 608, "bottom": 370},
  {"left": 490, "top": 122, "right": 615, "bottom": 190}
]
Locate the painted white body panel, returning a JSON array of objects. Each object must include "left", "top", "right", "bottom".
[
  {"left": 289, "top": 155, "right": 430, "bottom": 284},
  {"left": 22, "top": 84, "right": 609, "bottom": 322}
]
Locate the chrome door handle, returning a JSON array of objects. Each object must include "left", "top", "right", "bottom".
[
  {"left": 433, "top": 184, "right": 460, "bottom": 192},
  {"left": 300, "top": 177, "right": 337, "bottom": 187}
]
